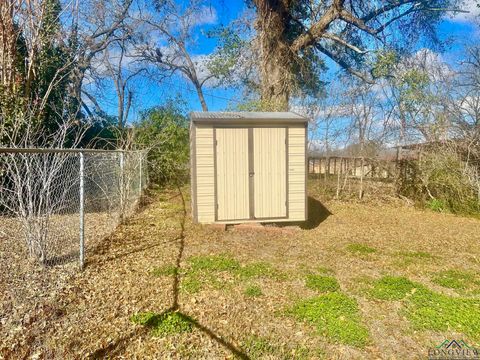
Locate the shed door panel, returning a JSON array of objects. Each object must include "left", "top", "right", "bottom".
[
  {"left": 216, "top": 128, "right": 250, "bottom": 221},
  {"left": 253, "top": 127, "right": 287, "bottom": 218}
]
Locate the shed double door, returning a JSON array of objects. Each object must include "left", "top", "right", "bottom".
[{"left": 215, "top": 127, "right": 287, "bottom": 221}]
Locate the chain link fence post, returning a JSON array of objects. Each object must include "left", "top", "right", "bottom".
[
  {"left": 139, "top": 154, "right": 143, "bottom": 196},
  {"left": 119, "top": 151, "right": 125, "bottom": 222},
  {"left": 79, "top": 152, "right": 85, "bottom": 270}
]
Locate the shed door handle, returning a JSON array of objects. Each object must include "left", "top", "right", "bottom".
[{"left": 249, "top": 172, "right": 254, "bottom": 177}]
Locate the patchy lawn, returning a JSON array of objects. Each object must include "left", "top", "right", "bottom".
[{"left": 1, "top": 185, "right": 480, "bottom": 359}]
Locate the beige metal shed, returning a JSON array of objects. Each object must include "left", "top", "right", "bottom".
[{"left": 190, "top": 111, "right": 308, "bottom": 224}]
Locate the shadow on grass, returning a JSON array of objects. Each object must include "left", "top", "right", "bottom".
[
  {"left": 302, "top": 196, "right": 332, "bottom": 230},
  {"left": 87, "top": 190, "right": 181, "bottom": 266},
  {"left": 275, "top": 196, "right": 332, "bottom": 230},
  {"left": 89, "top": 185, "right": 249, "bottom": 359}
]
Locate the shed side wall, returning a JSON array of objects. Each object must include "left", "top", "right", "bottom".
[
  {"left": 288, "top": 125, "right": 306, "bottom": 221},
  {"left": 190, "top": 122, "right": 197, "bottom": 222},
  {"left": 195, "top": 124, "right": 215, "bottom": 223}
]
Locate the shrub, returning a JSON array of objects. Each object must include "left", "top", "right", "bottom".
[
  {"left": 135, "top": 99, "right": 190, "bottom": 185},
  {"left": 397, "top": 147, "right": 480, "bottom": 215},
  {"left": 426, "top": 198, "right": 445, "bottom": 212}
]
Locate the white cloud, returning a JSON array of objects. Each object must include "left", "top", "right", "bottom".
[
  {"left": 448, "top": 1, "right": 480, "bottom": 23},
  {"left": 191, "top": 5, "right": 217, "bottom": 26},
  {"left": 398, "top": 49, "right": 455, "bottom": 81}
]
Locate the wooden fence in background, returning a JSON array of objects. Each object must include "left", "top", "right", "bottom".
[{"left": 308, "top": 156, "right": 397, "bottom": 180}]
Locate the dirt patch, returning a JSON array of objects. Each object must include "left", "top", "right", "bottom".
[{"left": 1, "top": 185, "right": 479, "bottom": 359}]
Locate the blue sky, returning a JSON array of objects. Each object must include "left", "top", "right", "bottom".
[{"left": 96, "top": 0, "right": 480, "bottom": 122}]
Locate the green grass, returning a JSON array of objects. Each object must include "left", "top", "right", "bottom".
[
  {"left": 130, "top": 310, "right": 193, "bottom": 336},
  {"left": 151, "top": 264, "right": 178, "bottom": 277},
  {"left": 242, "top": 335, "right": 321, "bottom": 360},
  {"left": 404, "top": 287, "right": 480, "bottom": 341},
  {"left": 244, "top": 285, "right": 263, "bottom": 297},
  {"left": 287, "top": 292, "right": 369, "bottom": 347},
  {"left": 394, "top": 251, "right": 435, "bottom": 267},
  {"left": 368, "top": 276, "right": 480, "bottom": 341},
  {"left": 305, "top": 274, "right": 340, "bottom": 293},
  {"left": 316, "top": 266, "right": 335, "bottom": 275},
  {"left": 188, "top": 254, "right": 240, "bottom": 272},
  {"left": 235, "top": 261, "right": 280, "bottom": 280},
  {"left": 242, "top": 336, "right": 277, "bottom": 358},
  {"left": 181, "top": 275, "right": 202, "bottom": 293},
  {"left": 346, "top": 243, "right": 376, "bottom": 255},
  {"left": 184, "top": 256, "right": 283, "bottom": 292},
  {"left": 369, "top": 276, "right": 419, "bottom": 301},
  {"left": 426, "top": 198, "right": 446, "bottom": 212},
  {"left": 432, "top": 270, "right": 476, "bottom": 290},
  {"left": 397, "top": 251, "right": 433, "bottom": 260}
]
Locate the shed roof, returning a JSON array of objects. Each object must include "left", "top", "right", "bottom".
[{"left": 190, "top": 111, "right": 308, "bottom": 124}]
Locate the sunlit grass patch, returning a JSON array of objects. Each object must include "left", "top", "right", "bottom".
[
  {"left": 404, "top": 287, "right": 480, "bottom": 341},
  {"left": 316, "top": 266, "right": 335, "bottom": 275},
  {"left": 397, "top": 251, "right": 433, "bottom": 260},
  {"left": 181, "top": 274, "right": 202, "bottom": 294},
  {"left": 432, "top": 269, "right": 477, "bottom": 291},
  {"left": 186, "top": 255, "right": 285, "bottom": 287},
  {"left": 130, "top": 310, "right": 193, "bottom": 336},
  {"left": 346, "top": 243, "right": 376, "bottom": 255},
  {"left": 393, "top": 251, "right": 435, "bottom": 267},
  {"left": 369, "top": 276, "right": 419, "bottom": 301},
  {"left": 368, "top": 276, "right": 480, "bottom": 340},
  {"left": 305, "top": 274, "right": 340, "bottom": 293},
  {"left": 242, "top": 335, "right": 320, "bottom": 359},
  {"left": 188, "top": 254, "right": 240, "bottom": 272},
  {"left": 151, "top": 264, "right": 178, "bottom": 277},
  {"left": 235, "top": 261, "right": 284, "bottom": 280},
  {"left": 244, "top": 285, "right": 263, "bottom": 297},
  {"left": 183, "top": 255, "right": 285, "bottom": 294},
  {"left": 287, "top": 292, "right": 369, "bottom": 347},
  {"left": 243, "top": 336, "right": 277, "bottom": 358}
]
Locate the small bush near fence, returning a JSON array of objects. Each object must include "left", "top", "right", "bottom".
[
  {"left": 0, "top": 148, "right": 148, "bottom": 268},
  {"left": 135, "top": 102, "right": 189, "bottom": 186},
  {"left": 397, "top": 149, "right": 480, "bottom": 215}
]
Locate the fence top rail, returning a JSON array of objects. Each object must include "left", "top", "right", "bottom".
[{"left": 0, "top": 147, "right": 147, "bottom": 154}]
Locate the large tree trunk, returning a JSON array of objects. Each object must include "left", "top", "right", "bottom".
[{"left": 254, "top": 0, "right": 292, "bottom": 111}]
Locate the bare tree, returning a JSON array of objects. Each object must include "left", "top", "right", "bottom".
[
  {"left": 100, "top": 38, "right": 145, "bottom": 129},
  {"left": 69, "top": 0, "right": 134, "bottom": 115},
  {"left": 345, "top": 82, "right": 382, "bottom": 198},
  {"left": 137, "top": 0, "right": 217, "bottom": 111},
  {"left": 0, "top": 112, "right": 87, "bottom": 264}
]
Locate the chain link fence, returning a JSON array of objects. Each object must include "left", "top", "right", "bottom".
[
  {"left": 0, "top": 148, "right": 148, "bottom": 269},
  {"left": 0, "top": 148, "right": 148, "bottom": 347}
]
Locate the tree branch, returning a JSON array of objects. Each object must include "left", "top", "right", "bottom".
[
  {"left": 291, "top": 3, "right": 341, "bottom": 52},
  {"left": 316, "top": 43, "right": 374, "bottom": 84},
  {"left": 361, "top": 0, "right": 418, "bottom": 23},
  {"left": 339, "top": 9, "right": 379, "bottom": 38},
  {"left": 321, "top": 32, "right": 369, "bottom": 54},
  {"left": 81, "top": 90, "right": 104, "bottom": 114}
]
